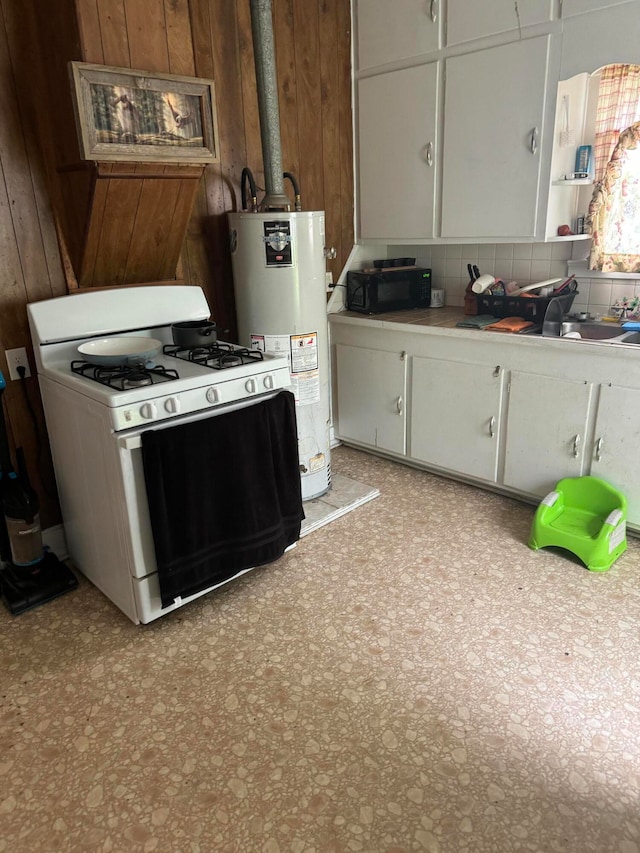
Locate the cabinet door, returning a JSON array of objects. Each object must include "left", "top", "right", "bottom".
[
  {"left": 410, "top": 358, "right": 504, "bottom": 482},
  {"left": 356, "top": 0, "right": 440, "bottom": 71},
  {"left": 447, "top": 0, "right": 553, "bottom": 45},
  {"left": 335, "top": 344, "right": 407, "bottom": 454},
  {"left": 561, "top": 0, "right": 635, "bottom": 16},
  {"left": 590, "top": 384, "right": 640, "bottom": 526},
  {"left": 559, "top": 1, "right": 640, "bottom": 78},
  {"left": 503, "top": 372, "right": 594, "bottom": 496},
  {"left": 358, "top": 63, "right": 439, "bottom": 240},
  {"left": 441, "top": 36, "right": 550, "bottom": 238}
]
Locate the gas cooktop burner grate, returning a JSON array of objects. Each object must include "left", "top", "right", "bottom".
[
  {"left": 71, "top": 360, "right": 180, "bottom": 389},
  {"left": 163, "top": 342, "right": 265, "bottom": 370}
]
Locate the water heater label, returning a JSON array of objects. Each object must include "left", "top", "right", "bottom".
[
  {"left": 290, "top": 333, "right": 320, "bottom": 405},
  {"left": 249, "top": 332, "right": 320, "bottom": 405},
  {"left": 263, "top": 221, "right": 293, "bottom": 266},
  {"left": 250, "top": 333, "right": 289, "bottom": 356},
  {"left": 290, "top": 333, "right": 318, "bottom": 373}
]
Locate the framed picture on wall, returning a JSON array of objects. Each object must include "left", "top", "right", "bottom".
[{"left": 69, "top": 62, "right": 220, "bottom": 164}]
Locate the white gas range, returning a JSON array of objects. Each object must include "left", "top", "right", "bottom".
[{"left": 28, "top": 285, "right": 300, "bottom": 624}]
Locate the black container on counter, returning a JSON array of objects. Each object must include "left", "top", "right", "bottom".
[{"left": 476, "top": 291, "right": 577, "bottom": 323}]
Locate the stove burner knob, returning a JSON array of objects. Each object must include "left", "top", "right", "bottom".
[
  {"left": 245, "top": 378, "right": 256, "bottom": 394},
  {"left": 206, "top": 387, "right": 220, "bottom": 404},
  {"left": 263, "top": 374, "right": 274, "bottom": 390},
  {"left": 140, "top": 402, "right": 158, "bottom": 420},
  {"left": 164, "top": 396, "right": 181, "bottom": 414}
]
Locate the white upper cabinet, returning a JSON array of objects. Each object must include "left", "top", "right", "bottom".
[
  {"left": 560, "top": 1, "right": 640, "bottom": 77},
  {"left": 358, "top": 63, "right": 439, "bottom": 240},
  {"left": 441, "top": 35, "right": 551, "bottom": 238},
  {"left": 355, "top": 0, "right": 441, "bottom": 71},
  {"left": 447, "top": 0, "right": 553, "bottom": 45},
  {"left": 560, "top": 0, "right": 636, "bottom": 17}
]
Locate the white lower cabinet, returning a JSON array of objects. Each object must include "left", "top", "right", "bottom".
[
  {"left": 503, "top": 371, "right": 594, "bottom": 497},
  {"left": 335, "top": 343, "right": 407, "bottom": 454},
  {"left": 590, "top": 384, "right": 640, "bottom": 525},
  {"left": 330, "top": 317, "right": 640, "bottom": 532},
  {"left": 410, "top": 357, "right": 504, "bottom": 481}
]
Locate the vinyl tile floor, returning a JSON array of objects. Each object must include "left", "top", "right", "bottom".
[{"left": 1, "top": 445, "right": 640, "bottom": 853}]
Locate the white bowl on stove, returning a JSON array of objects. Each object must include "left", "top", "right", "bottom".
[{"left": 77, "top": 336, "right": 162, "bottom": 367}]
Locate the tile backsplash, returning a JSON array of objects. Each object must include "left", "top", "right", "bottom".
[{"left": 390, "top": 242, "right": 640, "bottom": 317}]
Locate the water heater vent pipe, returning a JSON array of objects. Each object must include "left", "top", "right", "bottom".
[{"left": 249, "top": 0, "right": 291, "bottom": 211}]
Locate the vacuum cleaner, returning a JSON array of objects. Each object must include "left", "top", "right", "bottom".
[{"left": 0, "top": 370, "right": 77, "bottom": 615}]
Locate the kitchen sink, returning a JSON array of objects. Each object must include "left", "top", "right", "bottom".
[
  {"left": 620, "top": 331, "right": 640, "bottom": 344},
  {"left": 555, "top": 320, "right": 640, "bottom": 344},
  {"left": 560, "top": 321, "right": 625, "bottom": 340}
]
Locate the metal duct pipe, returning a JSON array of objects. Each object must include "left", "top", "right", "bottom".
[{"left": 249, "top": 0, "right": 291, "bottom": 211}]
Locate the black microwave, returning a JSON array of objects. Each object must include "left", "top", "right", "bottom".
[{"left": 346, "top": 267, "right": 432, "bottom": 314}]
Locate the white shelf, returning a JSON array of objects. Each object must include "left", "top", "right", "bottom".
[
  {"left": 552, "top": 178, "right": 593, "bottom": 186},
  {"left": 547, "top": 234, "right": 591, "bottom": 242},
  {"left": 567, "top": 259, "right": 640, "bottom": 281}
]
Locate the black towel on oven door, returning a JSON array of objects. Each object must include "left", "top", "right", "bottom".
[{"left": 141, "top": 390, "right": 304, "bottom": 608}]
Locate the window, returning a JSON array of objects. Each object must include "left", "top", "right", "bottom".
[{"left": 587, "top": 65, "right": 640, "bottom": 274}]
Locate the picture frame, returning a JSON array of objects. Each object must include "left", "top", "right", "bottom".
[{"left": 69, "top": 62, "right": 220, "bottom": 164}]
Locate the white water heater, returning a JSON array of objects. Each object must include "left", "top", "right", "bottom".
[{"left": 229, "top": 210, "right": 331, "bottom": 501}]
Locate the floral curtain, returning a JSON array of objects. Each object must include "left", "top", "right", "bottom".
[
  {"left": 587, "top": 122, "right": 640, "bottom": 273},
  {"left": 593, "top": 64, "right": 640, "bottom": 182}
]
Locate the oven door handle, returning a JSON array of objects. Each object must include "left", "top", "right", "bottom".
[{"left": 120, "top": 436, "right": 143, "bottom": 451}]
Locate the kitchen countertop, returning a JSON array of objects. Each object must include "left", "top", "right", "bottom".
[
  {"left": 333, "top": 306, "right": 466, "bottom": 330},
  {"left": 329, "top": 306, "right": 638, "bottom": 351}
]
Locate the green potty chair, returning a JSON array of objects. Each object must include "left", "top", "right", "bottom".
[{"left": 529, "top": 476, "right": 627, "bottom": 572}]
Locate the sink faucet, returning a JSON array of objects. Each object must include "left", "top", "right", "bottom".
[{"left": 542, "top": 299, "right": 565, "bottom": 336}]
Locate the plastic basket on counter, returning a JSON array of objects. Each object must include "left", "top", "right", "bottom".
[{"left": 476, "top": 290, "right": 578, "bottom": 322}]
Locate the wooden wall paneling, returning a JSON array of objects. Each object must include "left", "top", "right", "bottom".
[
  {"left": 93, "top": 177, "right": 145, "bottom": 285},
  {"left": 319, "top": 0, "right": 343, "bottom": 276},
  {"left": 36, "top": 0, "right": 85, "bottom": 168},
  {"left": 96, "top": 0, "right": 130, "bottom": 66},
  {"left": 336, "top": 0, "right": 353, "bottom": 276},
  {"left": 292, "top": 0, "right": 324, "bottom": 212},
  {"left": 165, "top": 0, "right": 196, "bottom": 77},
  {"left": 273, "top": 0, "right": 300, "bottom": 196},
  {"left": 206, "top": 0, "right": 245, "bottom": 207},
  {"left": 123, "top": 174, "right": 197, "bottom": 282},
  {"left": 0, "top": 130, "right": 57, "bottom": 523},
  {"left": 58, "top": 169, "right": 94, "bottom": 272},
  {"left": 1, "top": 0, "right": 68, "bottom": 300},
  {"left": 0, "top": 167, "right": 32, "bottom": 350},
  {"left": 78, "top": 173, "right": 111, "bottom": 284},
  {"left": 83, "top": 177, "right": 142, "bottom": 285},
  {"left": 123, "top": 0, "right": 170, "bottom": 72},
  {"left": 75, "top": 0, "right": 105, "bottom": 63},
  {"left": 237, "top": 0, "right": 265, "bottom": 191},
  {"left": 124, "top": 178, "right": 180, "bottom": 282},
  {"left": 188, "top": 0, "right": 215, "bottom": 79},
  {"left": 188, "top": 0, "right": 248, "bottom": 337},
  {"left": 0, "top": 2, "right": 63, "bottom": 305},
  {"left": 156, "top": 176, "right": 202, "bottom": 280}
]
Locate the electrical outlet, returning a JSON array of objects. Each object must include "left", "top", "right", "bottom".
[{"left": 5, "top": 347, "right": 31, "bottom": 380}]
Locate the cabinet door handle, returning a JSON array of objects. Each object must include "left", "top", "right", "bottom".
[
  {"left": 573, "top": 433, "right": 581, "bottom": 458},
  {"left": 595, "top": 437, "right": 604, "bottom": 461},
  {"left": 396, "top": 395, "right": 403, "bottom": 415},
  {"left": 426, "top": 141, "right": 433, "bottom": 167},
  {"left": 430, "top": 0, "right": 437, "bottom": 23},
  {"left": 530, "top": 127, "right": 538, "bottom": 156},
  {"left": 489, "top": 416, "right": 495, "bottom": 438}
]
